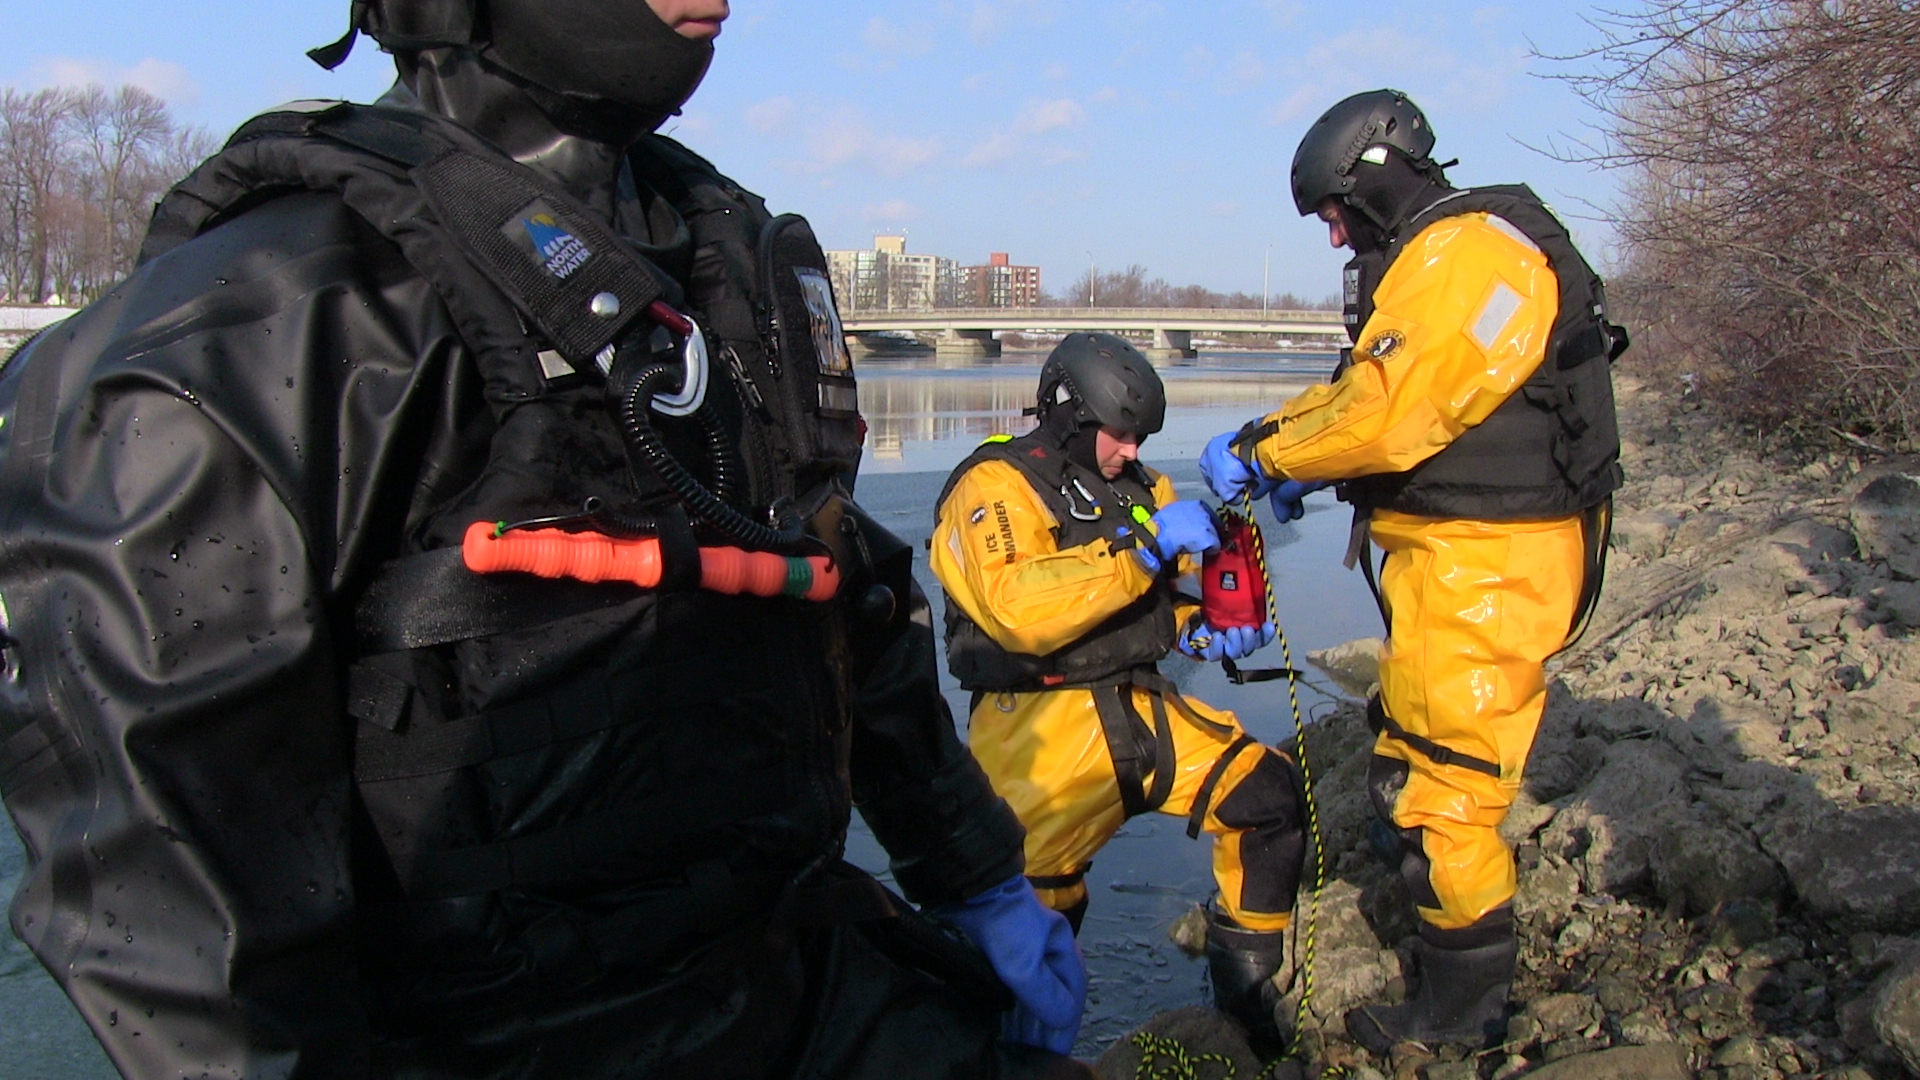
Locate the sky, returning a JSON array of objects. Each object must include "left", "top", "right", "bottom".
[{"left": 4, "top": 1, "right": 1630, "bottom": 301}]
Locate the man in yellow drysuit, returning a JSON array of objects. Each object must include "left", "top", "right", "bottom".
[
  {"left": 1200, "top": 90, "right": 1624, "bottom": 1052},
  {"left": 933, "top": 333, "right": 1309, "bottom": 1049}
]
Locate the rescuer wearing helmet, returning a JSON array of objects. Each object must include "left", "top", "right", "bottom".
[
  {"left": 931, "top": 333, "right": 1311, "bottom": 1051},
  {"left": 0, "top": 2, "right": 1091, "bottom": 1077},
  {"left": 1198, "top": 89, "right": 1624, "bottom": 1052}
]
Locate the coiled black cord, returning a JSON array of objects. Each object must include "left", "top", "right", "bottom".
[{"left": 611, "top": 356, "right": 805, "bottom": 552}]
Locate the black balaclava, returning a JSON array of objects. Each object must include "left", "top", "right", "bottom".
[
  {"left": 482, "top": 0, "right": 714, "bottom": 142},
  {"left": 1342, "top": 150, "right": 1453, "bottom": 255},
  {"left": 318, "top": 0, "right": 715, "bottom": 210}
]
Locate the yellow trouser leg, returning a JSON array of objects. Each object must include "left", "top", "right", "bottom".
[
  {"left": 1370, "top": 511, "right": 1584, "bottom": 931},
  {"left": 967, "top": 686, "right": 1302, "bottom": 930}
]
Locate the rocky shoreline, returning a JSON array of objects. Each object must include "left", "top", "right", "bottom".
[{"left": 1101, "top": 376, "right": 1920, "bottom": 1080}]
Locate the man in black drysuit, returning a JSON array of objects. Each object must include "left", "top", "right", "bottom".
[{"left": 0, "top": 1, "right": 1089, "bottom": 1077}]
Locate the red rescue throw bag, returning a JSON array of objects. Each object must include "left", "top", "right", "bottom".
[{"left": 1201, "top": 508, "right": 1268, "bottom": 630}]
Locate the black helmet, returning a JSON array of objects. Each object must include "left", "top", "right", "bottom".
[
  {"left": 1291, "top": 89, "right": 1445, "bottom": 236},
  {"left": 311, "top": 0, "right": 713, "bottom": 135},
  {"left": 1036, "top": 333, "right": 1165, "bottom": 437}
]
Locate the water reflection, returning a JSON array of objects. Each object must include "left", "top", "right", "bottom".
[{"left": 856, "top": 350, "right": 1332, "bottom": 475}]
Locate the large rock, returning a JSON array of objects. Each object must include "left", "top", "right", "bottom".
[
  {"left": 1827, "top": 677, "right": 1920, "bottom": 747},
  {"left": 1091, "top": 1006, "right": 1263, "bottom": 1080},
  {"left": 1540, "top": 740, "right": 1692, "bottom": 896},
  {"left": 1510, "top": 1043, "right": 1692, "bottom": 1080},
  {"left": 1305, "top": 638, "right": 1383, "bottom": 700},
  {"left": 1874, "top": 951, "right": 1920, "bottom": 1076},
  {"left": 1761, "top": 804, "right": 1920, "bottom": 931},
  {"left": 1852, "top": 473, "right": 1920, "bottom": 581},
  {"left": 1649, "top": 818, "right": 1785, "bottom": 916},
  {"left": 1610, "top": 509, "right": 1683, "bottom": 561}
]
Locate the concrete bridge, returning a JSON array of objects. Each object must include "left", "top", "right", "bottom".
[{"left": 839, "top": 306, "right": 1346, "bottom": 360}]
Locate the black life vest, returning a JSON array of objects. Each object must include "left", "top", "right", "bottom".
[
  {"left": 1338, "top": 185, "right": 1626, "bottom": 520},
  {"left": 140, "top": 101, "right": 873, "bottom": 904},
  {"left": 936, "top": 431, "right": 1177, "bottom": 692}
]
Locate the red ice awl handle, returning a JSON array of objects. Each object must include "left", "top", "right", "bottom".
[{"left": 461, "top": 521, "right": 839, "bottom": 601}]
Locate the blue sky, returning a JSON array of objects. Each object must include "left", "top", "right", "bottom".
[{"left": 6, "top": 1, "right": 1627, "bottom": 300}]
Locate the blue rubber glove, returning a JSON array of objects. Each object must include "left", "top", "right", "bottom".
[
  {"left": 1200, "top": 432, "right": 1278, "bottom": 505},
  {"left": 934, "top": 875, "right": 1088, "bottom": 1054},
  {"left": 1178, "top": 619, "right": 1277, "bottom": 661},
  {"left": 1267, "top": 479, "right": 1330, "bottom": 523},
  {"left": 1133, "top": 500, "right": 1219, "bottom": 575}
]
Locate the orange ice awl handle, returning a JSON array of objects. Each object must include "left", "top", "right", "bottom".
[{"left": 461, "top": 521, "right": 839, "bottom": 601}]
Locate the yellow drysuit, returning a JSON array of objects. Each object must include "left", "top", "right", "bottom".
[
  {"left": 1241, "top": 213, "right": 1586, "bottom": 931},
  {"left": 932, "top": 462, "right": 1302, "bottom": 932}
]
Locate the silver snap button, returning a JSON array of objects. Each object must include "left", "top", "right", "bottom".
[{"left": 590, "top": 292, "right": 621, "bottom": 318}]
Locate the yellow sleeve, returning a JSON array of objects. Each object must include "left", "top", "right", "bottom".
[
  {"left": 931, "top": 459, "right": 1160, "bottom": 656},
  {"left": 1249, "top": 213, "right": 1560, "bottom": 484}
]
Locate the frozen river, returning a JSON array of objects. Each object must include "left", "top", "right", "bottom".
[{"left": 0, "top": 350, "right": 1382, "bottom": 1073}]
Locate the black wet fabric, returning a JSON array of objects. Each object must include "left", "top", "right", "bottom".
[
  {"left": 0, "top": 113, "right": 1024, "bottom": 1079},
  {"left": 1209, "top": 750, "right": 1308, "bottom": 915}
]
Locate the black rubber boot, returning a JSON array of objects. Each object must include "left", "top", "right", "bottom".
[
  {"left": 1205, "top": 906, "right": 1289, "bottom": 1054},
  {"left": 1345, "top": 931, "right": 1517, "bottom": 1053}
]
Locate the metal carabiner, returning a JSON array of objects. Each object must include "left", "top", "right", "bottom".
[
  {"left": 593, "top": 300, "right": 711, "bottom": 417},
  {"left": 1062, "top": 478, "right": 1101, "bottom": 521}
]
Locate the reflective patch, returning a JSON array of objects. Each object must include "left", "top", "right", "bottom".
[
  {"left": 793, "top": 268, "right": 852, "bottom": 375},
  {"left": 818, "top": 382, "right": 858, "bottom": 412},
  {"left": 970, "top": 506, "right": 987, "bottom": 526},
  {"left": 536, "top": 349, "right": 575, "bottom": 380},
  {"left": 1361, "top": 329, "right": 1404, "bottom": 361},
  {"left": 1360, "top": 145, "right": 1390, "bottom": 165},
  {"left": 1484, "top": 215, "right": 1542, "bottom": 255},
  {"left": 1469, "top": 283, "right": 1524, "bottom": 351}
]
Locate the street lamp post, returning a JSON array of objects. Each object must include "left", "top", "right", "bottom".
[
  {"left": 1086, "top": 250, "right": 1095, "bottom": 310},
  {"left": 1263, "top": 245, "right": 1271, "bottom": 319}
]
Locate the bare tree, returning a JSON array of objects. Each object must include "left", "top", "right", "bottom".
[
  {"left": 0, "top": 84, "right": 211, "bottom": 304},
  {"left": 1050, "top": 265, "right": 1338, "bottom": 310},
  {"left": 1551, "top": 0, "right": 1920, "bottom": 446}
]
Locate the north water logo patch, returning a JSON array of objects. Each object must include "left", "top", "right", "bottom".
[
  {"left": 503, "top": 201, "right": 592, "bottom": 281},
  {"left": 1363, "top": 329, "right": 1405, "bottom": 360}
]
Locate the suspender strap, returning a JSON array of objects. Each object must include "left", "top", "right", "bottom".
[
  {"left": 1187, "top": 734, "right": 1257, "bottom": 839},
  {"left": 1091, "top": 669, "right": 1235, "bottom": 819},
  {"left": 1091, "top": 683, "right": 1160, "bottom": 818},
  {"left": 1367, "top": 695, "right": 1501, "bottom": 779},
  {"left": 1561, "top": 496, "right": 1612, "bottom": 651}
]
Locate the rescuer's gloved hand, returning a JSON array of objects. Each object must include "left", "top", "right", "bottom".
[
  {"left": 934, "top": 874, "right": 1088, "bottom": 1054},
  {"left": 1178, "top": 617, "right": 1277, "bottom": 661},
  {"left": 1134, "top": 500, "right": 1220, "bottom": 574},
  {"left": 1268, "top": 479, "right": 1330, "bottom": 524},
  {"left": 1201, "top": 431, "right": 1279, "bottom": 505}
]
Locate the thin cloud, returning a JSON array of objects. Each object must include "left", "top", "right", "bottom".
[
  {"left": 862, "top": 198, "right": 922, "bottom": 224},
  {"left": 29, "top": 56, "right": 200, "bottom": 106},
  {"left": 791, "top": 106, "right": 943, "bottom": 177},
  {"left": 746, "top": 96, "right": 798, "bottom": 135}
]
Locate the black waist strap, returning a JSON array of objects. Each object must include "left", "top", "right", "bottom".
[
  {"left": 1367, "top": 696, "right": 1501, "bottom": 779},
  {"left": 353, "top": 546, "right": 645, "bottom": 654}
]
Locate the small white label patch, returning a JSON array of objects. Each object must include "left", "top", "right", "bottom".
[{"left": 1469, "top": 283, "right": 1524, "bottom": 351}]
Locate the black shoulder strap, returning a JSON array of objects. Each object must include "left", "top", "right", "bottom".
[{"left": 141, "top": 102, "right": 681, "bottom": 369}]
